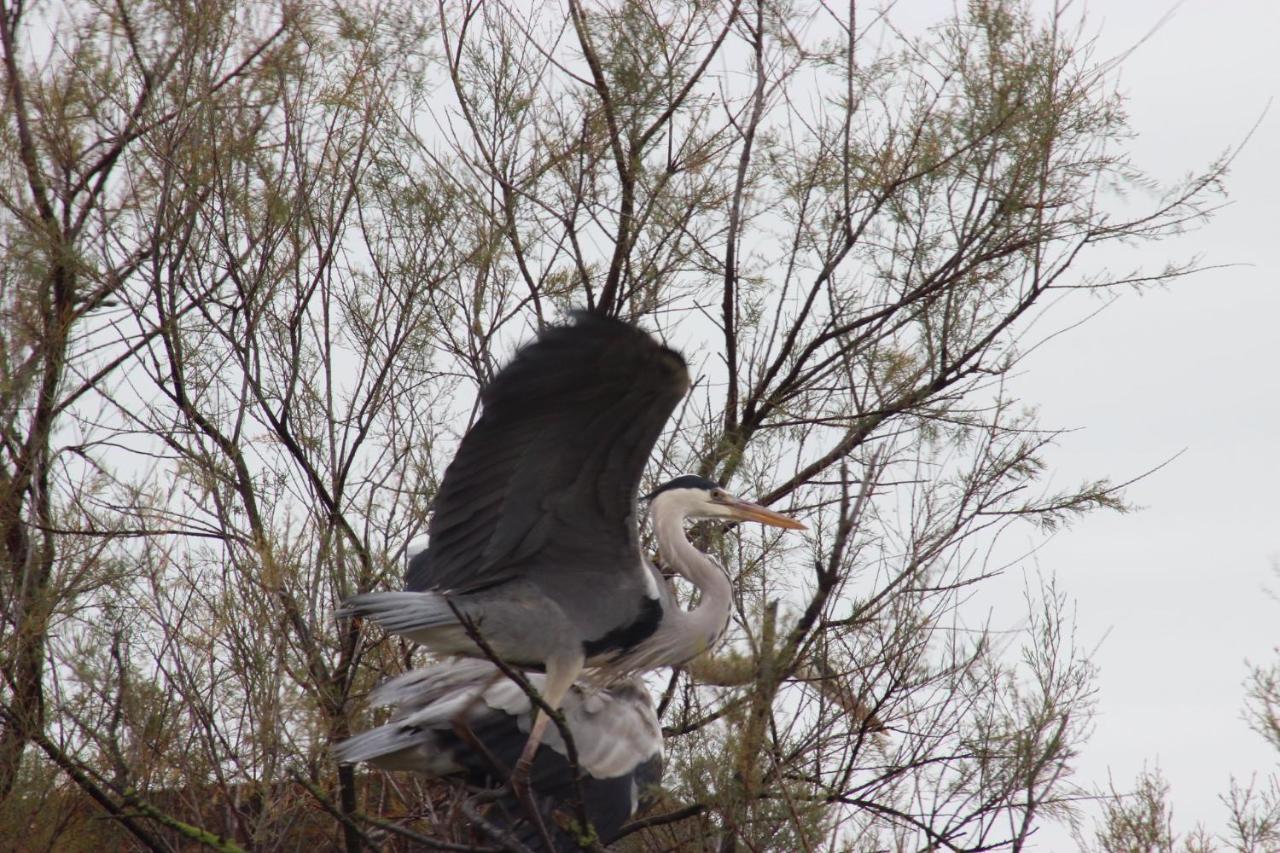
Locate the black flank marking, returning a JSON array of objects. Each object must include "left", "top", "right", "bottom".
[{"left": 582, "top": 595, "right": 662, "bottom": 658}]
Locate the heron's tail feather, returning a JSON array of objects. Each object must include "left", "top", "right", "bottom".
[
  {"left": 332, "top": 726, "right": 417, "bottom": 767},
  {"left": 333, "top": 724, "right": 462, "bottom": 775},
  {"left": 369, "top": 660, "right": 508, "bottom": 709},
  {"left": 334, "top": 662, "right": 498, "bottom": 774},
  {"left": 337, "top": 591, "right": 458, "bottom": 638}
]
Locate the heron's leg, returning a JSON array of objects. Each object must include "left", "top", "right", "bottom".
[
  {"left": 512, "top": 653, "right": 583, "bottom": 787},
  {"left": 501, "top": 654, "right": 582, "bottom": 851}
]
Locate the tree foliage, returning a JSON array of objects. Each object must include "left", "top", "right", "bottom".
[{"left": 0, "top": 0, "right": 1230, "bottom": 849}]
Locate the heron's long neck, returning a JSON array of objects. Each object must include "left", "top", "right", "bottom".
[{"left": 652, "top": 500, "right": 732, "bottom": 661}]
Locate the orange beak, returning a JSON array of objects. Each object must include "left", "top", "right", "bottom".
[{"left": 722, "top": 497, "right": 807, "bottom": 531}]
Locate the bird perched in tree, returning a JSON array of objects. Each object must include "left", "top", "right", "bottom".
[
  {"left": 334, "top": 659, "right": 662, "bottom": 849},
  {"left": 340, "top": 312, "right": 804, "bottom": 782}
]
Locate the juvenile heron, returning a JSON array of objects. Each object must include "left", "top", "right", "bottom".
[
  {"left": 340, "top": 312, "right": 804, "bottom": 778},
  {"left": 334, "top": 659, "right": 662, "bottom": 847}
]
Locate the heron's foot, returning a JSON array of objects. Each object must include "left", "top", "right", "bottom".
[
  {"left": 509, "top": 754, "right": 557, "bottom": 849},
  {"left": 510, "top": 752, "right": 533, "bottom": 799}
]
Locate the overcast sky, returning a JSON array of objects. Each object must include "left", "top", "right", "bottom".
[{"left": 985, "top": 0, "right": 1280, "bottom": 844}]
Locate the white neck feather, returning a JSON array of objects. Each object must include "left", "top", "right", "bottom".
[{"left": 650, "top": 493, "right": 733, "bottom": 663}]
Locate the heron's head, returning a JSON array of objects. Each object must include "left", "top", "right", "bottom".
[{"left": 645, "top": 475, "right": 806, "bottom": 530}]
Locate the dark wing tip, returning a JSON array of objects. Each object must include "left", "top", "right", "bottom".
[
  {"left": 566, "top": 309, "right": 690, "bottom": 390},
  {"left": 653, "top": 344, "right": 691, "bottom": 396},
  {"left": 483, "top": 310, "right": 690, "bottom": 407}
]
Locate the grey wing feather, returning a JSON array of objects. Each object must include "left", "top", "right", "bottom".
[
  {"left": 408, "top": 312, "right": 689, "bottom": 594},
  {"left": 349, "top": 661, "right": 663, "bottom": 775},
  {"left": 335, "top": 661, "right": 663, "bottom": 845}
]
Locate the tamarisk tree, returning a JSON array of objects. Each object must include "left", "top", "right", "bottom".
[{"left": 0, "top": 0, "right": 1225, "bottom": 849}]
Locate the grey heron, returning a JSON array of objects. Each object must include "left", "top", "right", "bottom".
[
  {"left": 340, "top": 312, "right": 804, "bottom": 779},
  {"left": 334, "top": 659, "right": 661, "bottom": 848}
]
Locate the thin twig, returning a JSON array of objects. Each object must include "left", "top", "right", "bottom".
[
  {"left": 359, "top": 808, "right": 503, "bottom": 852},
  {"left": 292, "top": 771, "right": 381, "bottom": 851}
]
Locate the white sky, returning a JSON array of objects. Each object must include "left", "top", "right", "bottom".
[{"left": 996, "top": 0, "right": 1280, "bottom": 845}]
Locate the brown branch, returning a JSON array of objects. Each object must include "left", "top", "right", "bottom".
[
  {"left": 566, "top": 0, "right": 630, "bottom": 316},
  {"left": 7, "top": 708, "right": 164, "bottom": 852},
  {"left": 0, "top": 0, "right": 56, "bottom": 226},
  {"left": 718, "top": 2, "right": 764, "bottom": 441},
  {"left": 614, "top": 802, "right": 708, "bottom": 838},
  {"left": 291, "top": 771, "right": 380, "bottom": 852}
]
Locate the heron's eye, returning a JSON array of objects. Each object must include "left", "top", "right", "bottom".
[{"left": 711, "top": 489, "right": 726, "bottom": 500}]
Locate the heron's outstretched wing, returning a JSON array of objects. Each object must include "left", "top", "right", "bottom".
[{"left": 408, "top": 312, "right": 689, "bottom": 595}]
